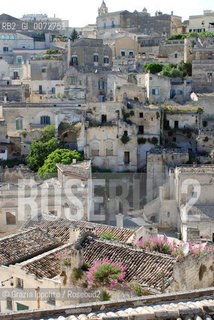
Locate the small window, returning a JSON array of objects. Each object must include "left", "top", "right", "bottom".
[
  {"left": 104, "top": 56, "right": 109, "bottom": 64},
  {"left": 174, "top": 121, "right": 179, "bottom": 129},
  {"left": 207, "top": 72, "right": 212, "bottom": 84},
  {"left": 16, "top": 119, "right": 23, "bottom": 130},
  {"left": 16, "top": 278, "right": 24, "bottom": 289},
  {"left": 16, "top": 303, "right": 29, "bottom": 311},
  {"left": 6, "top": 212, "right": 16, "bottom": 225},
  {"left": 124, "top": 151, "right": 130, "bottom": 164},
  {"left": 52, "top": 87, "right": 55, "bottom": 94},
  {"left": 71, "top": 56, "right": 78, "bottom": 66},
  {"left": 6, "top": 35, "right": 10, "bottom": 40},
  {"left": 70, "top": 77, "right": 75, "bottom": 85},
  {"left": 93, "top": 54, "right": 99, "bottom": 62},
  {"left": 174, "top": 53, "right": 178, "bottom": 58},
  {"left": 7, "top": 297, "right": 12, "bottom": 310},
  {"left": 139, "top": 112, "right": 143, "bottom": 118},
  {"left": 17, "top": 57, "right": 22, "bottom": 65},
  {"left": 173, "top": 137, "right": 176, "bottom": 142},
  {"left": 121, "top": 50, "right": 126, "bottom": 57},
  {"left": 39, "top": 85, "right": 42, "bottom": 94},
  {"left": 128, "top": 50, "right": 134, "bottom": 56},
  {"left": 192, "top": 191, "right": 198, "bottom": 198},
  {"left": 11, "top": 35, "right": 15, "bottom": 40},
  {"left": 101, "top": 114, "right": 107, "bottom": 123},
  {"left": 152, "top": 88, "right": 159, "bottom": 95},
  {"left": 124, "top": 130, "right": 128, "bottom": 136},
  {"left": 1, "top": 34, "right": 5, "bottom": 40},
  {"left": 138, "top": 125, "right": 144, "bottom": 134},
  {"left": 40, "top": 116, "right": 50, "bottom": 125},
  {"left": 98, "top": 80, "right": 105, "bottom": 90},
  {"left": 41, "top": 68, "right": 46, "bottom": 73},
  {"left": 177, "top": 90, "right": 183, "bottom": 95},
  {"left": 79, "top": 80, "right": 82, "bottom": 85},
  {"left": 112, "top": 21, "right": 115, "bottom": 28},
  {"left": 3, "top": 47, "right": 8, "bottom": 52}
]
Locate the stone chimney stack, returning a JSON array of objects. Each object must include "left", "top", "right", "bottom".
[
  {"left": 116, "top": 213, "right": 124, "bottom": 228},
  {"left": 69, "top": 226, "right": 81, "bottom": 244}
]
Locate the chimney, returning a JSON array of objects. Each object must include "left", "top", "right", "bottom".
[
  {"left": 72, "top": 158, "right": 77, "bottom": 164},
  {"left": 116, "top": 213, "right": 124, "bottom": 228},
  {"left": 69, "top": 226, "right": 81, "bottom": 244}
]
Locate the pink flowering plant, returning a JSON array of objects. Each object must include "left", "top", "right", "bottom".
[
  {"left": 86, "top": 258, "right": 126, "bottom": 289},
  {"left": 56, "top": 249, "right": 73, "bottom": 266},
  {"left": 136, "top": 236, "right": 210, "bottom": 260}
]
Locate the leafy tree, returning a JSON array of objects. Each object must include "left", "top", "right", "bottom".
[
  {"left": 70, "top": 29, "right": 79, "bottom": 41},
  {"left": 27, "top": 138, "right": 60, "bottom": 172},
  {"left": 144, "top": 63, "right": 163, "bottom": 74},
  {"left": 38, "top": 148, "right": 84, "bottom": 179},
  {"left": 41, "top": 125, "right": 56, "bottom": 143},
  {"left": 178, "top": 60, "right": 192, "bottom": 76}
]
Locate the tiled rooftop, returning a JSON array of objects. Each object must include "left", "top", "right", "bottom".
[
  {"left": 82, "top": 238, "right": 175, "bottom": 291},
  {"left": 0, "top": 227, "right": 61, "bottom": 266},
  {"left": 22, "top": 236, "right": 175, "bottom": 291},
  {"left": 56, "top": 160, "right": 91, "bottom": 180},
  {"left": 22, "top": 217, "right": 136, "bottom": 243}
]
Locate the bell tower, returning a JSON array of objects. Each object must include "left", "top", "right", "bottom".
[{"left": 98, "top": 0, "right": 108, "bottom": 16}]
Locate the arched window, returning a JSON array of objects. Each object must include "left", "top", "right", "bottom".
[
  {"left": 106, "top": 140, "right": 113, "bottom": 156},
  {"left": 1, "top": 34, "right": 5, "bottom": 40},
  {"left": 6, "top": 35, "right": 10, "bottom": 40},
  {"left": 91, "top": 141, "right": 100, "bottom": 156},
  {"left": 40, "top": 116, "right": 50, "bottom": 125},
  {"left": 6, "top": 212, "right": 16, "bottom": 225}
]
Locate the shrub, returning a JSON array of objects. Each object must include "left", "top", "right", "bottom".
[
  {"left": 72, "top": 268, "right": 83, "bottom": 280},
  {"left": 20, "top": 130, "right": 27, "bottom": 138},
  {"left": 129, "top": 279, "right": 142, "bottom": 296},
  {"left": 203, "top": 136, "right": 209, "bottom": 142},
  {"left": 0, "top": 158, "right": 25, "bottom": 168},
  {"left": 82, "top": 262, "right": 91, "bottom": 271},
  {"left": 136, "top": 236, "right": 210, "bottom": 260},
  {"left": 144, "top": 63, "right": 163, "bottom": 74},
  {"left": 41, "top": 125, "right": 55, "bottom": 142},
  {"left": 121, "top": 134, "right": 130, "bottom": 144},
  {"left": 56, "top": 249, "right": 72, "bottom": 266},
  {"left": 86, "top": 258, "right": 126, "bottom": 289},
  {"left": 149, "top": 137, "right": 158, "bottom": 145},
  {"left": 38, "top": 148, "right": 84, "bottom": 179},
  {"left": 99, "top": 290, "right": 111, "bottom": 301},
  {"left": 100, "top": 231, "right": 119, "bottom": 241},
  {"left": 138, "top": 138, "right": 147, "bottom": 144}
]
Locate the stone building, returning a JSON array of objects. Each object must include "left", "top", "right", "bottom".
[
  {"left": 97, "top": 2, "right": 182, "bottom": 38},
  {"left": 69, "top": 38, "right": 112, "bottom": 69},
  {"left": 192, "top": 37, "right": 214, "bottom": 93},
  {"left": 137, "top": 73, "right": 192, "bottom": 105},
  {"left": 188, "top": 10, "right": 214, "bottom": 33}
]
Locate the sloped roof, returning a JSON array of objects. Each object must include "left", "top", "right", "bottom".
[
  {"left": 82, "top": 238, "right": 175, "bottom": 290},
  {"left": 0, "top": 227, "right": 61, "bottom": 266},
  {"left": 22, "top": 217, "right": 136, "bottom": 243},
  {"left": 56, "top": 160, "right": 91, "bottom": 180},
  {"left": 0, "top": 14, "right": 20, "bottom": 22},
  {"left": 22, "top": 236, "right": 175, "bottom": 291}
]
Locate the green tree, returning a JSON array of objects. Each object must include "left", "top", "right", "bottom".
[
  {"left": 144, "top": 63, "right": 163, "bottom": 74},
  {"left": 41, "top": 125, "right": 56, "bottom": 143},
  {"left": 38, "top": 148, "right": 84, "bottom": 179},
  {"left": 70, "top": 29, "right": 79, "bottom": 41},
  {"left": 27, "top": 138, "right": 60, "bottom": 172}
]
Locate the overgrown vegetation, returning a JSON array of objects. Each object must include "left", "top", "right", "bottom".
[
  {"left": 144, "top": 61, "right": 192, "bottom": 78},
  {"left": 86, "top": 258, "right": 126, "bottom": 289},
  {"left": 72, "top": 268, "right": 83, "bottom": 280},
  {"left": 169, "top": 32, "right": 214, "bottom": 40},
  {"left": 100, "top": 231, "right": 119, "bottom": 241},
  {"left": 0, "top": 158, "right": 25, "bottom": 168},
  {"left": 121, "top": 134, "right": 130, "bottom": 144},
  {"left": 37, "top": 148, "right": 83, "bottom": 179},
  {"left": 99, "top": 290, "right": 111, "bottom": 301}
]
